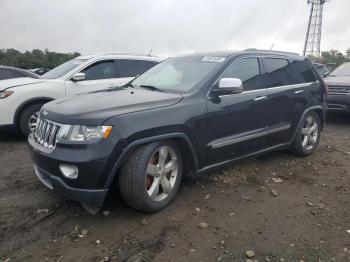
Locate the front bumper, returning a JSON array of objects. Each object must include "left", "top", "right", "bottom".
[
  {"left": 34, "top": 164, "right": 108, "bottom": 206},
  {"left": 327, "top": 93, "right": 350, "bottom": 112},
  {"left": 28, "top": 133, "right": 119, "bottom": 207}
]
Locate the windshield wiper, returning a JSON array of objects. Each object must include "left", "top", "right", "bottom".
[{"left": 139, "top": 85, "right": 164, "bottom": 92}]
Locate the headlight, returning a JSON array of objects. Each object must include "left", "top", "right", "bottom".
[
  {"left": 60, "top": 125, "right": 112, "bottom": 143},
  {"left": 0, "top": 91, "right": 14, "bottom": 99}
]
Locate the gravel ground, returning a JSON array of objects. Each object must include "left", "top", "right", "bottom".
[{"left": 0, "top": 113, "right": 349, "bottom": 262}]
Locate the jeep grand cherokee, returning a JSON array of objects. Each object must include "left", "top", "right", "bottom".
[{"left": 28, "top": 50, "right": 327, "bottom": 213}]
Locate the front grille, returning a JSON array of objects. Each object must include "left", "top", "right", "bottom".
[
  {"left": 34, "top": 117, "right": 61, "bottom": 150},
  {"left": 328, "top": 86, "right": 350, "bottom": 94}
]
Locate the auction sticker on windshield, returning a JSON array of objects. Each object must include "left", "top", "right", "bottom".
[{"left": 201, "top": 57, "right": 225, "bottom": 63}]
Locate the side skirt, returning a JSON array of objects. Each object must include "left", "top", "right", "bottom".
[{"left": 196, "top": 143, "right": 289, "bottom": 176}]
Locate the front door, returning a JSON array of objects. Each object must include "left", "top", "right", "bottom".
[
  {"left": 205, "top": 57, "right": 270, "bottom": 166},
  {"left": 65, "top": 60, "right": 118, "bottom": 96}
]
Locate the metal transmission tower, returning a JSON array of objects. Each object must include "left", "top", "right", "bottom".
[{"left": 303, "top": 0, "right": 329, "bottom": 58}]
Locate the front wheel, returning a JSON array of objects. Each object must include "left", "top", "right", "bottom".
[
  {"left": 289, "top": 111, "right": 321, "bottom": 156},
  {"left": 18, "top": 103, "right": 43, "bottom": 137},
  {"left": 119, "top": 141, "right": 183, "bottom": 212}
]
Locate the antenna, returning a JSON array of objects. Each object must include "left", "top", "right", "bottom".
[
  {"left": 148, "top": 48, "right": 153, "bottom": 57},
  {"left": 303, "top": 0, "right": 329, "bottom": 58}
]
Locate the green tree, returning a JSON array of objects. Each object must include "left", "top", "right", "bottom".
[{"left": 0, "top": 49, "right": 80, "bottom": 69}]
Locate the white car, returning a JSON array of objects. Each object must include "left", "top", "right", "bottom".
[{"left": 0, "top": 53, "right": 162, "bottom": 136}]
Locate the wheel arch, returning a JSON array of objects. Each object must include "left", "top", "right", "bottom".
[
  {"left": 104, "top": 132, "right": 199, "bottom": 188},
  {"left": 14, "top": 97, "right": 54, "bottom": 128},
  {"left": 290, "top": 105, "right": 325, "bottom": 143}
]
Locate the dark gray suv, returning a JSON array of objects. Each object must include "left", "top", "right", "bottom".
[{"left": 28, "top": 49, "right": 327, "bottom": 213}]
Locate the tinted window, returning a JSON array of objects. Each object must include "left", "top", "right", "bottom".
[
  {"left": 0, "top": 69, "right": 14, "bottom": 80},
  {"left": 263, "top": 58, "right": 293, "bottom": 88},
  {"left": 82, "top": 60, "right": 115, "bottom": 80},
  {"left": 118, "top": 60, "right": 152, "bottom": 78},
  {"left": 221, "top": 58, "right": 260, "bottom": 90},
  {"left": 291, "top": 60, "right": 317, "bottom": 83}
]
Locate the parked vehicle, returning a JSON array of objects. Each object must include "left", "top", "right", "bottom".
[
  {"left": 324, "top": 62, "right": 350, "bottom": 112},
  {"left": 0, "top": 66, "right": 39, "bottom": 80},
  {"left": 312, "top": 63, "right": 330, "bottom": 77},
  {"left": 29, "top": 68, "right": 50, "bottom": 75},
  {"left": 0, "top": 53, "right": 162, "bottom": 136},
  {"left": 28, "top": 50, "right": 327, "bottom": 214}
]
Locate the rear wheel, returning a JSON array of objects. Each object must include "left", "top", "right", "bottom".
[
  {"left": 119, "top": 141, "right": 182, "bottom": 212},
  {"left": 289, "top": 111, "right": 321, "bottom": 156},
  {"left": 18, "top": 103, "right": 43, "bottom": 137}
]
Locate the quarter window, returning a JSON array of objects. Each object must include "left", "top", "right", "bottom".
[
  {"left": 263, "top": 58, "right": 293, "bottom": 88},
  {"left": 290, "top": 60, "right": 317, "bottom": 83},
  {"left": 118, "top": 60, "right": 152, "bottom": 78},
  {"left": 81, "top": 60, "right": 115, "bottom": 80},
  {"left": 221, "top": 58, "right": 261, "bottom": 90}
]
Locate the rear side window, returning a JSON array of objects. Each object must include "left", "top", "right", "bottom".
[
  {"left": 82, "top": 60, "right": 115, "bottom": 80},
  {"left": 0, "top": 69, "right": 14, "bottom": 80},
  {"left": 221, "top": 57, "right": 261, "bottom": 91},
  {"left": 263, "top": 58, "right": 293, "bottom": 88},
  {"left": 118, "top": 60, "right": 152, "bottom": 78},
  {"left": 290, "top": 60, "right": 317, "bottom": 83}
]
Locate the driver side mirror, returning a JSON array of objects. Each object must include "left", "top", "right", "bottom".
[
  {"left": 212, "top": 78, "right": 243, "bottom": 97},
  {"left": 71, "top": 72, "right": 86, "bottom": 82}
]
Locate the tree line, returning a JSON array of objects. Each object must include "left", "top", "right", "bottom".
[
  {"left": 0, "top": 49, "right": 80, "bottom": 70},
  {"left": 0, "top": 48, "right": 349, "bottom": 71}
]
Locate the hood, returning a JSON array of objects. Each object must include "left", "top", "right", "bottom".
[
  {"left": 324, "top": 75, "right": 350, "bottom": 86},
  {"left": 42, "top": 88, "right": 183, "bottom": 125},
  {"left": 0, "top": 77, "right": 46, "bottom": 91}
]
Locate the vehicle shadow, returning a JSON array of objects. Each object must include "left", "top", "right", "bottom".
[{"left": 0, "top": 129, "right": 25, "bottom": 143}]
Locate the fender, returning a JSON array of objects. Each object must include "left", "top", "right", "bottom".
[
  {"left": 103, "top": 132, "right": 199, "bottom": 188},
  {"left": 289, "top": 105, "right": 326, "bottom": 144},
  {"left": 14, "top": 97, "right": 54, "bottom": 127}
]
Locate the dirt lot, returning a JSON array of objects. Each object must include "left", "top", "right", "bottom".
[{"left": 0, "top": 113, "right": 349, "bottom": 262}]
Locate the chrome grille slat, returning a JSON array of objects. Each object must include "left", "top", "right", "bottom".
[{"left": 34, "top": 117, "right": 61, "bottom": 151}]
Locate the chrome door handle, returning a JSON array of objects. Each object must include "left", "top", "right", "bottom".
[
  {"left": 295, "top": 90, "right": 304, "bottom": 94},
  {"left": 253, "top": 96, "right": 267, "bottom": 101}
]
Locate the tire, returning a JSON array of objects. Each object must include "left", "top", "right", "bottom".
[
  {"left": 119, "top": 141, "right": 183, "bottom": 212},
  {"left": 289, "top": 111, "right": 321, "bottom": 157},
  {"left": 18, "top": 103, "right": 43, "bottom": 137}
]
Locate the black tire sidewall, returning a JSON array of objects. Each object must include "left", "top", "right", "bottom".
[
  {"left": 120, "top": 141, "right": 183, "bottom": 212},
  {"left": 293, "top": 111, "right": 321, "bottom": 156},
  {"left": 18, "top": 103, "right": 43, "bottom": 137}
]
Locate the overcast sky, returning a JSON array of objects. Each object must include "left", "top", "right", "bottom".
[{"left": 0, "top": 0, "right": 349, "bottom": 57}]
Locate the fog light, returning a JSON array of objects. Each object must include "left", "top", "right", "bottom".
[{"left": 59, "top": 164, "right": 79, "bottom": 179}]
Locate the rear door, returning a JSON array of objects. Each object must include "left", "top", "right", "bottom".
[
  {"left": 65, "top": 60, "right": 118, "bottom": 96},
  {"left": 262, "top": 57, "right": 304, "bottom": 145},
  {"left": 115, "top": 59, "right": 154, "bottom": 87},
  {"left": 205, "top": 56, "right": 270, "bottom": 165}
]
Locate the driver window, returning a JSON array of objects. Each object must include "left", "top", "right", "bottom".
[
  {"left": 221, "top": 58, "right": 261, "bottom": 91},
  {"left": 81, "top": 60, "right": 115, "bottom": 80}
]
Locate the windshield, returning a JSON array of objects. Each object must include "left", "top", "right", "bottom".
[
  {"left": 331, "top": 63, "right": 350, "bottom": 76},
  {"left": 131, "top": 56, "right": 225, "bottom": 93},
  {"left": 41, "top": 59, "right": 87, "bottom": 79}
]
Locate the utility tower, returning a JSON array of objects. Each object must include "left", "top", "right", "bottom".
[{"left": 303, "top": 0, "right": 329, "bottom": 58}]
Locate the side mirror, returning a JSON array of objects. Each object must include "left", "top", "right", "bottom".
[
  {"left": 212, "top": 78, "right": 243, "bottom": 97},
  {"left": 71, "top": 72, "right": 86, "bottom": 82}
]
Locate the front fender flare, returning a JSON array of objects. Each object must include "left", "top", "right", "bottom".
[{"left": 104, "top": 132, "right": 199, "bottom": 188}]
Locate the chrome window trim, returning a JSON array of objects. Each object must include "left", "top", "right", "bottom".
[
  {"left": 210, "top": 124, "right": 291, "bottom": 149},
  {"left": 207, "top": 56, "right": 262, "bottom": 99}
]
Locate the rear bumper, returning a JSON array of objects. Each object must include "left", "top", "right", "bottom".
[{"left": 327, "top": 93, "right": 350, "bottom": 112}]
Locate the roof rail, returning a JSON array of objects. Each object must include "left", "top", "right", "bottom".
[
  {"left": 103, "top": 52, "right": 158, "bottom": 57},
  {"left": 243, "top": 48, "right": 300, "bottom": 56}
]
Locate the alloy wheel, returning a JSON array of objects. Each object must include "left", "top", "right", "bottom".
[
  {"left": 301, "top": 115, "right": 318, "bottom": 151},
  {"left": 145, "top": 146, "right": 178, "bottom": 201}
]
